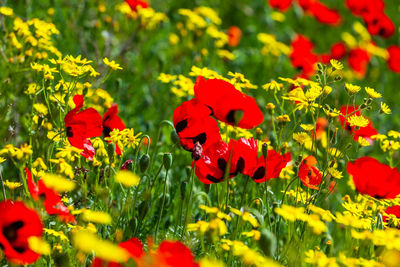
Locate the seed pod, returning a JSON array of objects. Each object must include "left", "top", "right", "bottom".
[
  {"left": 163, "top": 153, "right": 173, "bottom": 170},
  {"left": 139, "top": 154, "right": 150, "bottom": 173}
]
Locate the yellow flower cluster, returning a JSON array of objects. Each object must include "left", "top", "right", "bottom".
[
  {"left": 275, "top": 205, "right": 327, "bottom": 234},
  {"left": 257, "top": 33, "right": 291, "bottom": 57},
  {"left": 3, "top": 12, "right": 61, "bottom": 63},
  {"left": 106, "top": 128, "right": 142, "bottom": 155},
  {"left": 221, "top": 239, "right": 282, "bottom": 267},
  {"left": 372, "top": 131, "right": 400, "bottom": 153},
  {"left": 0, "top": 143, "right": 33, "bottom": 160}
]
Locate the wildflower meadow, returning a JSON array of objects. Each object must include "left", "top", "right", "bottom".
[{"left": 1, "top": 0, "right": 400, "bottom": 266}]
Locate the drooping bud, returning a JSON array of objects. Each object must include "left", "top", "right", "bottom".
[
  {"left": 139, "top": 154, "right": 150, "bottom": 173},
  {"left": 163, "top": 153, "right": 173, "bottom": 171},
  {"left": 262, "top": 143, "right": 269, "bottom": 158}
]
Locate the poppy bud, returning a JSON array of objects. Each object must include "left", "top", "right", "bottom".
[
  {"left": 163, "top": 153, "right": 173, "bottom": 170},
  {"left": 192, "top": 142, "right": 203, "bottom": 161},
  {"left": 258, "top": 229, "right": 276, "bottom": 257},
  {"left": 121, "top": 159, "right": 134, "bottom": 170},
  {"left": 185, "top": 166, "right": 192, "bottom": 177},
  {"left": 139, "top": 154, "right": 150, "bottom": 173},
  {"left": 262, "top": 143, "right": 269, "bottom": 158},
  {"left": 170, "top": 129, "right": 180, "bottom": 145}
]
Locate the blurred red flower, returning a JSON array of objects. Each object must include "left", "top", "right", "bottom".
[
  {"left": 268, "top": 0, "right": 293, "bottom": 12},
  {"left": 387, "top": 45, "right": 400, "bottom": 73},
  {"left": 194, "top": 76, "right": 263, "bottom": 129},
  {"left": 125, "top": 0, "right": 148, "bottom": 12},
  {"left": 298, "top": 155, "right": 322, "bottom": 190},
  {"left": 290, "top": 35, "right": 318, "bottom": 78},
  {"left": 227, "top": 26, "right": 242, "bottom": 47},
  {"left": 64, "top": 95, "right": 102, "bottom": 160},
  {"left": 329, "top": 42, "right": 347, "bottom": 60},
  {"left": 348, "top": 48, "right": 370, "bottom": 77},
  {"left": 25, "top": 168, "right": 75, "bottom": 223},
  {"left": 347, "top": 157, "right": 400, "bottom": 199},
  {"left": 173, "top": 99, "right": 221, "bottom": 151},
  {"left": 92, "top": 237, "right": 144, "bottom": 267},
  {"left": 0, "top": 200, "right": 43, "bottom": 265}
]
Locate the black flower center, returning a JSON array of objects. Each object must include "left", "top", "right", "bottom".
[
  {"left": 175, "top": 119, "right": 188, "bottom": 133},
  {"left": 3, "top": 220, "right": 24, "bottom": 243},
  {"left": 66, "top": 126, "right": 74, "bottom": 137},
  {"left": 252, "top": 167, "right": 265, "bottom": 180}
]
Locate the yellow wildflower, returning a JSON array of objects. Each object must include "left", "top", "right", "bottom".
[
  {"left": 265, "top": 103, "right": 276, "bottom": 110},
  {"left": 345, "top": 83, "right": 361, "bottom": 94},
  {"left": 348, "top": 114, "right": 369, "bottom": 128},
  {"left": 103, "top": 58, "right": 122, "bottom": 70},
  {"left": 4, "top": 180, "right": 22, "bottom": 190},
  {"left": 389, "top": 130, "right": 400, "bottom": 139},
  {"left": 300, "top": 124, "right": 315, "bottom": 131},
  {"left": 28, "top": 237, "right": 51, "bottom": 255},
  {"left": 0, "top": 6, "right": 14, "bottom": 16},
  {"left": 358, "top": 136, "right": 370, "bottom": 146},
  {"left": 263, "top": 80, "right": 283, "bottom": 92},
  {"left": 82, "top": 210, "right": 112, "bottom": 225},
  {"left": 276, "top": 115, "right": 290, "bottom": 123},
  {"left": 365, "top": 87, "right": 381, "bottom": 98},
  {"left": 115, "top": 170, "right": 140, "bottom": 187},
  {"left": 72, "top": 231, "right": 129, "bottom": 263},
  {"left": 330, "top": 59, "right": 343, "bottom": 70},
  {"left": 380, "top": 102, "right": 391, "bottom": 114},
  {"left": 42, "top": 174, "right": 75, "bottom": 192}
]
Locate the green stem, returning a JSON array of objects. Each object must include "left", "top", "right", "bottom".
[{"left": 155, "top": 168, "right": 168, "bottom": 243}]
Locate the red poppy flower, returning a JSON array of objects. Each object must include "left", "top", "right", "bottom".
[
  {"left": 364, "top": 13, "right": 395, "bottom": 38},
  {"left": 298, "top": 155, "right": 322, "bottom": 190},
  {"left": 330, "top": 42, "right": 347, "bottom": 60},
  {"left": 92, "top": 237, "right": 144, "bottom": 267},
  {"left": 315, "top": 117, "right": 328, "bottom": 140},
  {"left": 348, "top": 48, "right": 370, "bottom": 77},
  {"left": 387, "top": 45, "right": 400, "bottom": 73},
  {"left": 103, "top": 104, "right": 126, "bottom": 137},
  {"left": 0, "top": 200, "right": 43, "bottom": 265},
  {"left": 268, "top": 0, "right": 293, "bottom": 12},
  {"left": 227, "top": 26, "right": 242, "bottom": 47},
  {"left": 103, "top": 104, "right": 126, "bottom": 155},
  {"left": 347, "top": 157, "right": 400, "bottom": 199},
  {"left": 125, "top": 0, "right": 148, "bottom": 12},
  {"left": 251, "top": 149, "right": 291, "bottom": 183},
  {"left": 64, "top": 95, "right": 102, "bottom": 160},
  {"left": 339, "top": 105, "right": 377, "bottom": 141},
  {"left": 194, "top": 77, "right": 263, "bottom": 129},
  {"left": 319, "top": 53, "right": 331, "bottom": 64},
  {"left": 228, "top": 138, "right": 259, "bottom": 177},
  {"left": 290, "top": 35, "right": 318, "bottom": 77},
  {"left": 154, "top": 241, "right": 198, "bottom": 267},
  {"left": 173, "top": 99, "right": 221, "bottom": 151},
  {"left": 309, "top": 2, "right": 341, "bottom": 26},
  {"left": 25, "top": 168, "right": 75, "bottom": 223},
  {"left": 195, "top": 140, "right": 231, "bottom": 184}
]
